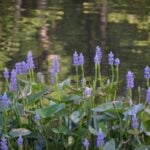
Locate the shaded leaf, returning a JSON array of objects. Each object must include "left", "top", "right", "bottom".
[
  {"left": 104, "top": 139, "right": 115, "bottom": 150},
  {"left": 35, "top": 103, "right": 65, "bottom": 118}
]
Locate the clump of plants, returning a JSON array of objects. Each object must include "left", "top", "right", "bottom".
[{"left": 0, "top": 46, "right": 150, "bottom": 150}]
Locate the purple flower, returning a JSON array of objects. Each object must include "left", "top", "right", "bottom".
[
  {"left": 84, "top": 87, "right": 92, "bottom": 97},
  {"left": 50, "top": 68, "right": 56, "bottom": 84},
  {"left": 37, "top": 72, "right": 44, "bottom": 83},
  {"left": 27, "top": 51, "right": 35, "bottom": 69},
  {"left": 2, "top": 93, "right": 9, "bottom": 109},
  {"left": 73, "top": 51, "right": 79, "bottom": 66},
  {"left": 94, "top": 54, "right": 99, "bottom": 64},
  {"left": 144, "top": 66, "right": 150, "bottom": 80},
  {"left": 15, "top": 62, "right": 22, "bottom": 74},
  {"left": 96, "top": 130, "right": 104, "bottom": 148},
  {"left": 132, "top": 114, "right": 139, "bottom": 129},
  {"left": 146, "top": 88, "right": 150, "bottom": 104},
  {"left": 52, "top": 56, "right": 60, "bottom": 73},
  {"left": 17, "top": 135, "right": 23, "bottom": 147},
  {"left": 3, "top": 68, "right": 9, "bottom": 79},
  {"left": 0, "top": 137, "right": 8, "bottom": 150},
  {"left": 21, "top": 61, "right": 28, "bottom": 74},
  {"left": 126, "top": 71, "right": 134, "bottom": 89},
  {"left": 79, "top": 53, "right": 84, "bottom": 65},
  {"left": 94, "top": 46, "right": 102, "bottom": 64},
  {"left": 9, "top": 69, "right": 18, "bottom": 92},
  {"left": 83, "top": 139, "right": 89, "bottom": 150},
  {"left": 108, "top": 51, "right": 114, "bottom": 65},
  {"left": 114, "top": 58, "right": 120, "bottom": 66},
  {"left": 34, "top": 114, "right": 41, "bottom": 121}
]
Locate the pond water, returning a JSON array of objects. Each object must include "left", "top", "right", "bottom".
[{"left": 0, "top": 0, "right": 150, "bottom": 90}]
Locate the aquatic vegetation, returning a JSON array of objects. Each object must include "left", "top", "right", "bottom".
[{"left": 0, "top": 46, "right": 150, "bottom": 150}]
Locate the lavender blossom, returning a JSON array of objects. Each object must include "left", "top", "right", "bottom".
[
  {"left": 0, "top": 137, "right": 8, "bottom": 150},
  {"left": 79, "top": 53, "right": 84, "bottom": 65},
  {"left": 21, "top": 61, "right": 28, "bottom": 74},
  {"left": 96, "top": 130, "right": 104, "bottom": 148},
  {"left": 15, "top": 62, "right": 22, "bottom": 74},
  {"left": 17, "top": 135, "right": 23, "bottom": 147},
  {"left": 50, "top": 68, "right": 56, "bottom": 84},
  {"left": 126, "top": 71, "right": 134, "bottom": 89},
  {"left": 34, "top": 114, "right": 41, "bottom": 121},
  {"left": 3, "top": 68, "right": 9, "bottom": 79},
  {"left": 94, "top": 54, "right": 99, "bottom": 64},
  {"left": 83, "top": 139, "right": 89, "bottom": 150},
  {"left": 73, "top": 51, "right": 79, "bottom": 66},
  {"left": 144, "top": 66, "right": 150, "bottom": 80},
  {"left": 132, "top": 114, "right": 139, "bottom": 129},
  {"left": 146, "top": 88, "right": 150, "bottom": 104},
  {"left": 52, "top": 56, "right": 60, "bottom": 73},
  {"left": 95, "top": 46, "right": 102, "bottom": 64},
  {"left": 108, "top": 51, "right": 114, "bottom": 65},
  {"left": 9, "top": 69, "right": 18, "bottom": 92},
  {"left": 26, "top": 51, "right": 35, "bottom": 69},
  {"left": 37, "top": 72, "right": 44, "bottom": 83},
  {"left": 114, "top": 58, "right": 120, "bottom": 66},
  {"left": 84, "top": 87, "right": 92, "bottom": 97},
  {"left": 2, "top": 93, "right": 9, "bottom": 109}
]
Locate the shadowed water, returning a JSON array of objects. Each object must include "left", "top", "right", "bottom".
[{"left": 0, "top": 0, "right": 150, "bottom": 90}]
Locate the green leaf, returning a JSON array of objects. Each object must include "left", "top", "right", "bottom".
[
  {"left": 26, "top": 88, "right": 48, "bottom": 105},
  {"left": 70, "top": 109, "right": 85, "bottom": 124},
  {"left": 134, "top": 146, "right": 150, "bottom": 150},
  {"left": 9, "top": 128, "right": 31, "bottom": 137},
  {"left": 58, "top": 78, "right": 71, "bottom": 89},
  {"left": 35, "top": 103, "right": 65, "bottom": 118},
  {"left": 124, "top": 104, "right": 144, "bottom": 120},
  {"left": 104, "top": 139, "right": 115, "bottom": 150},
  {"left": 88, "top": 126, "right": 97, "bottom": 135},
  {"left": 92, "top": 101, "right": 122, "bottom": 113}
]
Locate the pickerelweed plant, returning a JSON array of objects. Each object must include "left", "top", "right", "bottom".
[{"left": 0, "top": 47, "right": 150, "bottom": 150}]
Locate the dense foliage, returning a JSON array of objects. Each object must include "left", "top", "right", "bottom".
[{"left": 0, "top": 47, "right": 150, "bottom": 150}]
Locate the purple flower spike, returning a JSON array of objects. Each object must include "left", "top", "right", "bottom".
[
  {"left": 146, "top": 88, "right": 150, "bottom": 104},
  {"left": 126, "top": 71, "right": 134, "bottom": 89},
  {"left": 2, "top": 93, "right": 9, "bottom": 109},
  {"left": 83, "top": 139, "right": 89, "bottom": 150},
  {"left": 132, "top": 114, "right": 139, "bottom": 129},
  {"left": 50, "top": 68, "right": 56, "bottom": 84},
  {"left": 27, "top": 51, "right": 35, "bottom": 69},
  {"left": 3, "top": 68, "right": 9, "bottom": 79},
  {"left": 94, "top": 54, "right": 99, "bottom": 64},
  {"left": 34, "top": 114, "right": 41, "bottom": 121},
  {"left": 17, "top": 135, "right": 23, "bottom": 147},
  {"left": 108, "top": 51, "right": 114, "bottom": 65},
  {"left": 73, "top": 51, "right": 79, "bottom": 66},
  {"left": 96, "top": 130, "right": 104, "bottom": 148},
  {"left": 95, "top": 46, "right": 102, "bottom": 63},
  {"left": 144, "top": 66, "right": 150, "bottom": 80},
  {"left": 15, "top": 62, "right": 22, "bottom": 74},
  {"left": 84, "top": 87, "right": 92, "bottom": 97},
  {"left": 21, "top": 61, "right": 28, "bottom": 74},
  {"left": 37, "top": 72, "right": 44, "bottom": 83},
  {"left": 9, "top": 69, "right": 18, "bottom": 92},
  {"left": 114, "top": 58, "right": 120, "bottom": 66},
  {"left": 0, "top": 137, "right": 8, "bottom": 150},
  {"left": 79, "top": 53, "right": 84, "bottom": 65},
  {"left": 53, "top": 56, "right": 60, "bottom": 73}
]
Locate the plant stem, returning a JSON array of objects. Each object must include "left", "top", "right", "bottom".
[{"left": 75, "top": 66, "right": 79, "bottom": 89}]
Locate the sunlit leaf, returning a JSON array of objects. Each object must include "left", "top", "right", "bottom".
[{"left": 9, "top": 128, "right": 31, "bottom": 137}]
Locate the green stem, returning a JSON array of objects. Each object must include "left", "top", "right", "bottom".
[
  {"left": 75, "top": 66, "right": 79, "bottom": 89},
  {"left": 3, "top": 109, "right": 7, "bottom": 134},
  {"left": 114, "top": 66, "right": 119, "bottom": 100},
  {"left": 98, "top": 64, "right": 102, "bottom": 87}
]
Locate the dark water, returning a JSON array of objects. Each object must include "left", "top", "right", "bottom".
[{"left": 0, "top": 0, "right": 150, "bottom": 89}]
